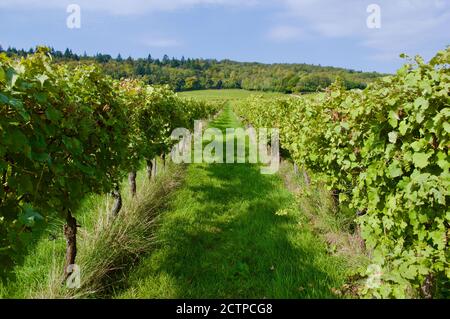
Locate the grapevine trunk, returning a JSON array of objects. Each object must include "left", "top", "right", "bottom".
[{"left": 63, "top": 210, "right": 77, "bottom": 281}]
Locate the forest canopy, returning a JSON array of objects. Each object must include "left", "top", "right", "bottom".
[{"left": 1, "top": 46, "right": 385, "bottom": 93}]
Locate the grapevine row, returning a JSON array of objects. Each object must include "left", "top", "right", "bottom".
[
  {"left": 0, "top": 48, "right": 219, "bottom": 277},
  {"left": 235, "top": 49, "right": 449, "bottom": 298}
]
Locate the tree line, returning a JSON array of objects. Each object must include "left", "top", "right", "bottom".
[{"left": 1, "top": 46, "right": 384, "bottom": 93}]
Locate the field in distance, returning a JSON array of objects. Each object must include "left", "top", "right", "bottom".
[{"left": 178, "top": 89, "right": 285, "bottom": 102}]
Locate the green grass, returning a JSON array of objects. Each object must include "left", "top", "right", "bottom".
[
  {"left": 1, "top": 102, "right": 358, "bottom": 299},
  {"left": 114, "top": 105, "right": 350, "bottom": 298},
  {"left": 178, "top": 89, "right": 284, "bottom": 102},
  {"left": 1, "top": 159, "right": 184, "bottom": 298}
]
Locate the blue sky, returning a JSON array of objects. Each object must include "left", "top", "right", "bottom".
[{"left": 0, "top": 0, "right": 449, "bottom": 73}]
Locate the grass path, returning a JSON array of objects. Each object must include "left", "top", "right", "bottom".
[{"left": 115, "top": 105, "right": 349, "bottom": 298}]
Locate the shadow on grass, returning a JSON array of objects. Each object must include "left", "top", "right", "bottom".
[
  {"left": 149, "top": 162, "right": 342, "bottom": 298},
  {"left": 116, "top": 105, "right": 345, "bottom": 298}
]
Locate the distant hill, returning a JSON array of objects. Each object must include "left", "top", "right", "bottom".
[{"left": 2, "top": 46, "right": 386, "bottom": 93}]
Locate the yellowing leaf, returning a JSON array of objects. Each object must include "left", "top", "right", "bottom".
[
  {"left": 0, "top": 67, "right": 5, "bottom": 82},
  {"left": 412, "top": 152, "right": 431, "bottom": 169},
  {"left": 414, "top": 97, "right": 429, "bottom": 110},
  {"left": 388, "top": 131, "right": 398, "bottom": 144},
  {"left": 388, "top": 161, "right": 403, "bottom": 178},
  {"left": 36, "top": 74, "right": 49, "bottom": 88},
  {"left": 443, "top": 121, "right": 450, "bottom": 134},
  {"left": 388, "top": 110, "right": 399, "bottom": 128}
]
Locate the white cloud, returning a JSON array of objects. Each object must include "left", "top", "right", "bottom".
[
  {"left": 280, "top": 0, "right": 364, "bottom": 37},
  {"left": 2, "top": 0, "right": 448, "bottom": 64},
  {"left": 271, "top": 0, "right": 450, "bottom": 61},
  {"left": 139, "top": 36, "right": 181, "bottom": 48},
  {"left": 267, "top": 25, "right": 305, "bottom": 41},
  {"left": 0, "top": 0, "right": 258, "bottom": 15}
]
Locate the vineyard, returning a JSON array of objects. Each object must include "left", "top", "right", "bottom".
[
  {"left": 0, "top": 47, "right": 219, "bottom": 281},
  {"left": 0, "top": 47, "right": 449, "bottom": 299},
  {"left": 234, "top": 49, "right": 450, "bottom": 298}
]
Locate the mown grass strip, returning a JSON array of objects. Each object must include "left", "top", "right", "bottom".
[{"left": 115, "top": 105, "right": 350, "bottom": 298}]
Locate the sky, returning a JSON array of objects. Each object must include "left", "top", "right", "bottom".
[{"left": 0, "top": 0, "right": 449, "bottom": 73}]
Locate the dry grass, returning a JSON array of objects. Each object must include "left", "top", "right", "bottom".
[
  {"left": 278, "top": 159, "right": 368, "bottom": 270},
  {"left": 33, "top": 163, "right": 185, "bottom": 298}
]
